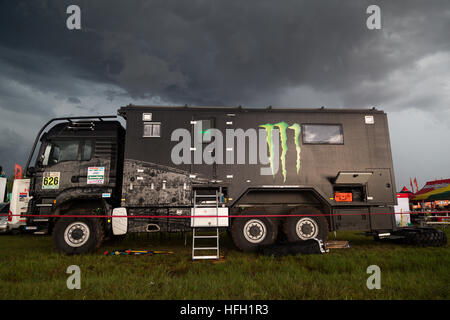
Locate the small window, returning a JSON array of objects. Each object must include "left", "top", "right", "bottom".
[
  {"left": 42, "top": 140, "right": 80, "bottom": 166},
  {"left": 302, "top": 124, "right": 343, "bottom": 144},
  {"left": 143, "top": 122, "right": 161, "bottom": 137},
  {"left": 81, "top": 140, "right": 92, "bottom": 161},
  {"left": 196, "top": 119, "right": 212, "bottom": 143},
  {"left": 142, "top": 113, "right": 152, "bottom": 121}
]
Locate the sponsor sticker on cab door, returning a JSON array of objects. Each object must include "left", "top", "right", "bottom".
[{"left": 87, "top": 167, "right": 105, "bottom": 184}]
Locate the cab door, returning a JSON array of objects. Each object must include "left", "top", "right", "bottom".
[
  {"left": 78, "top": 139, "right": 111, "bottom": 188},
  {"left": 34, "top": 139, "right": 82, "bottom": 195}
]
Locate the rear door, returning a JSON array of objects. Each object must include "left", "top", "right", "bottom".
[
  {"left": 366, "top": 168, "right": 396, "bottom": 230},
  {"left": 366, "top": 168, "right": 395, "bottom": 204}
]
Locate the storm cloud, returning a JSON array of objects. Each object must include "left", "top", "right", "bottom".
[{"left": 0, "top": 0, "right": 449, "bottom": 188}]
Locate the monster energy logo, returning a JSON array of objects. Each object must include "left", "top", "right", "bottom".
[
  {"left": 259, "top": 122, "right": 301, "bottom": 182},
  {"left": 171, "top": 121, "right": 301, "bottom": 181}
]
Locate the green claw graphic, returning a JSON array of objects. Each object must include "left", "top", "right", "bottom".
[
  {"left": 274, "top": 122, "right": 289, "bottom": 182},
  {"left": 260, "top": 121, "right": 301, "bottom": 182},
  {"left": 288, "top": 123, "right": 301, "bottom": 174}
]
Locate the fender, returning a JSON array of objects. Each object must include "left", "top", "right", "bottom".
[
  {"left": 54, "top": 187, "right": 114, "bottom": 208},
  {"left": 231, "top": 185, "right": 332, "bottom": 209}
]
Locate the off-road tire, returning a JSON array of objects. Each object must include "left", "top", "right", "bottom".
[
  {"left": 404, "top": 228, "right": 447, "bottom": 247},
  {"left": 53, "top": 216, "right": 105, "bottom": 254},
  {"left": 283, "top": 207, "right": 329, "bottom": 243},
  {"left": 231, "top": 216, "right": 278, "bottom": 252}
]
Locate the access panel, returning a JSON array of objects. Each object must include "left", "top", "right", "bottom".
[{"left": 334, "top": 207, "right": 370, "bottom": 231}]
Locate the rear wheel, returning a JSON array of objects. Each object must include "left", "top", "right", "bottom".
[
  {"left": 53, "top": 216, "right": 104, "bottom": 254},
  {"left": 283, "top": 207, "right": 328, "bottom": 242},
  {"left": 231, "top": 216, "right": 278, "bottom": 252},
  {"left": 404, "top": 228, "right": 447, "bottom": 247}
]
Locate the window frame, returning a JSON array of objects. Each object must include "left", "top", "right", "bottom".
[
  {"left": 143, "top": 122, "right": 162, "bottom": 138},
  {"left": 41, "top": 139, "right": 82, "bottom": 166},
  {"left": 81, "top": 139, "right": 94, "bottom": 161},
  {"left": 301, "top": 123, "right": 344, "bottom": 145},
  {"left": 142, "top": 113, "right": 153, "bottom": 121}
]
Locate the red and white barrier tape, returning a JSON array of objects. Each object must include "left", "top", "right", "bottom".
[{"left": 1, "top": 211, "right": 450, "bottom": 219}]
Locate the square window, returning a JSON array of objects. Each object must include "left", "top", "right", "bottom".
[
  {"left": 142, "top": 113, "right": 152, "bottom": 121},
  {"left": 143, "top": 122, "right": 161, "bottom": 137}
]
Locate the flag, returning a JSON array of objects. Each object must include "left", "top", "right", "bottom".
[
  {"left": 410, "top": 178, "right": 415, "bottom": 193},
  {"left": 14, "top": 163, "right": 22, "bottom": 179},
  {"left": 414, "top": 177, "right": 419, "bottom": 192}
]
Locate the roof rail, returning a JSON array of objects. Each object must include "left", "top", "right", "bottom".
[{"left": 24, "top": 115, "right": 116, "bottom": 174}]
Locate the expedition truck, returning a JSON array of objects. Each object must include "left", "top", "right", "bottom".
[{"left": 10, "top": 106, "right": 446, "bottom": 255}]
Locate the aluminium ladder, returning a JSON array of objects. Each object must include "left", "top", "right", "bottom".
[{"left": 192, "top": 189, "right": 221, "bottom": 260}]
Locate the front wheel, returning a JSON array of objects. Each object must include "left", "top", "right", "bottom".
[
  {"left": 283, "top": 207, "right": 328, "bottom": 242},
  {"left": 231, "top": 216, "right": 278, "bottom": 252},
  {"left": 53, "top": 217, "right": 104, "bottom": 254}
]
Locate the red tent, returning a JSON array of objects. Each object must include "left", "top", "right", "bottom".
[{"left": 398, "top": 186, "right": 414, "bottom": 199}]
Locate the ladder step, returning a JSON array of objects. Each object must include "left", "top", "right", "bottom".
[
  {"left": 194, "top": 205, "right": 221, "bottom": 207},
  {"left": 195, "top": 195, "right": 220, "bottom": 198},
  {"left": 193, "top": 256, "right": 219, "bottom": 260},
  {"left": 194, "top": 235, "right": 218, "bottom": 239},
  {"left": 191, "top": 190, "right": 221, "bottom": 259}
]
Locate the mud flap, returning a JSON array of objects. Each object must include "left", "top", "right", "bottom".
[{"left": 112, "top": 207, "right": 127, "bottom": 235}]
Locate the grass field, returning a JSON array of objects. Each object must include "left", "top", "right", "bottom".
[{"left": 0, "top": 228, "right": 449, "bottom": 300}]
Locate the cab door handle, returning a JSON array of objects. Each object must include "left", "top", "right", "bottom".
[{"left": 71, "top": 176, "right": 79, "bottom": 183}]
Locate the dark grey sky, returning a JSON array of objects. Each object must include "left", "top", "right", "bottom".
[{"left": 0, "top": 0, "right": 449, "bottom": 190}]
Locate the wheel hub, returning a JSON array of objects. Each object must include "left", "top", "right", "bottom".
[
  {"left": 71, "top": 228, "right": 84, "bottom": 240},
  {"left": 243, "top": 219, "right": 267, "bottom": 244},
  {"left": 64, "top": 222, "right": 90, "bottom": 247},
  {"left": 295, "top": 218, "right": 319, "bottom": 240},
  {"left": 301, "top": 224, "right": 313, "bottom": 235},
  {"left": 249, "top": 225, "right": 261, "bottom": 237}
]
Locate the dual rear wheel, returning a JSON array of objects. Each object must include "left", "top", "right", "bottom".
[{"left": 231, "top": 207, "right": 328, "bottom": 252}]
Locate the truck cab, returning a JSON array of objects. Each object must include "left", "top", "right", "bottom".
[{"left": 24, "top": 117, "right": 125, "bottom": 252}]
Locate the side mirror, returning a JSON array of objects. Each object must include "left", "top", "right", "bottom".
[
  {"left": 27, "top": 167, "right": 36, "bottom": 176},
  {"left": 37, "top": 154, "right": 44, "bottom": 165}
]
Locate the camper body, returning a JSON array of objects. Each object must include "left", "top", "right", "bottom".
[{"left": 20, "top": 106, "right": 398, "bottom": 253}]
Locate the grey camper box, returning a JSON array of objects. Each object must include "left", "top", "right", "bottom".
[{"left": 118, "top": 106, "right": 397, "bottom": 238}]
